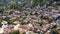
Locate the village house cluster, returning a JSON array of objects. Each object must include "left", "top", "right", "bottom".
[{"left": 0, "top": 3, "right": 60, "bottom": 34}]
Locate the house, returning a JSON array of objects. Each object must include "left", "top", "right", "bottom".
[
  {"left": 19, "top": 28, "right": 26, "bottom": 34},
  {"left": 0, "top": 28, "right": 3, "bottom": 34}
]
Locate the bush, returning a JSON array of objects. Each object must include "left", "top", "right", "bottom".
[
  {"left": 12, "top": 18, "right": 18, "bottom": 22},
  {"left": 0, "top": 8, "right": 4, "bottom": 14},
  {"left": 20, "top": 21, "right": 25, "bottom": 25},
  {"left": 0, "top": 22, "right": 2, "bottom": 27},
  {"left": 0, "top": 17, "right": 2, "bottom": 27},
  {"left": 48, "top": 19, "right": 53, "bottom": 23},
  {"left": 11, "top": 30, "right": 19, "bottom": 34},
  {"left": 4, "top": 17, "right": 12, "bottom": 24},
  {"left": 4, "top": 17, "right": 10, "bottom": 21},
  {"left": 51, "top": 28, "right": 59, "bottom": 34}
]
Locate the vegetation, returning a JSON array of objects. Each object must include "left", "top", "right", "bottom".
[
  {"left": 20, "top": 21, "right": 25, "bottom": 25},
  {"left": 12, "top": 18, "right": 18, "bottom": 22},
  {"left": 51, "top": 1, "right": 60, "bottom": 8},
  {"left": 51, "top": 28, "right": 59, "bottom": 34},
  {"left": 7, "top": 2, "right": 25, "bottom": 10},
  {"left": 0, "top": 14, "right": 2, "bottom": 27},
  {"left": 48, "top": 19, "right": 53, "bottom": 23},
  {"left": 11, "top": 30, "right": 19, "bottom": 34},
  {"left": 0, "top": 8, "right": 4, "bottom": 14},
  {"left": 0, "top": 21, "right": 2, "bottom": 27},
  {"left": 3, "top": 17, "right": 13, "bottom": 25},
  {"left": 0, "top": 0, "right": 59, "bottom": 10}
]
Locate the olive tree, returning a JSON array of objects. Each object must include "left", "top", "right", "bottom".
[
  {"left": 11, "top": 30, "right": 19, "bottom": 34},
  {"left": 51, "top": 28, "right": 59, "bottom": 34}
]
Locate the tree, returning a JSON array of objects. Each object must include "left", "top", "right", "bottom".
[
  {"left": 48, "top": 19, "right": 53, "bottom": 23},
  {"left": 0, "top": 14, "right": 2, "bottom": 27},
  {"left": 0, "top": 8, "right": 4, "bottom": 14},
  {"left": 0, "top": 22, "right": 2, "bottom": 27},
  {"left": 11, "top": 30, "right": 19, "bottom": 34},
  {"left": 0, "top": 19, "right": 2, "bottom": 27},
  {"left": 32, "top": 0, "right": 43, "bottom": 7},
  {"left": 7, "top": 1, "right": 25, "bottom": 10},
  {"left": 51, "top": 28, "right": 59, "bottom": 34},
  {"left": 29, "top": 0, "right": 52, "bottom": 7},
  {"left": 3, "top": 17, "right": 13, "bottom": 25},
  {"left": 20, "top": 21, "right": 25, "bottom": 25}
]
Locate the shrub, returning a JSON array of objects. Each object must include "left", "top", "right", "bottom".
[
  {"left": 51, "top": 28, "right": 59, "bottom": 34},
  {"left": 48, "top": 19, "right": 53, "bottom": 23},
  {"left": 0, "top": 22, "right": 2, "bottom": 27},
  {"left": 20, "top": 21, "right": 25, "bottom": 25},
  {"left": 0, "top": 17, "right": 2, "bottom": 27},
  {"left": 11, "top": 30, "right": 19, "bottom": 34}
]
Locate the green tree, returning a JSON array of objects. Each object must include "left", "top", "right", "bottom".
[
  {"left": 48, "top": 19, "right": 53, "bottom": 23},
  {"left": 7, "top": 2, "right": 25, "bottom": 10},
  {"left": 20, "top": 21, "right": 25, "bottom": 25},
  {"left": 0, "top": 14, "right": 2, "bottom": 27},
  {"left": 0, "top": 20, "right": 2, "bottom": 27},
  {"left": 32, "top": 0, "right": 43, "bottom": 7},
  {"left": 11, "top": 30, "right": 19, "bottom": 34},
  {"left": 29, "top": 0, "right": 52, "bottom": 7},
  {"left": 4, "top": 17, "right": 13, "bottom": 25},
  {"left": 0, "top": 22, "right": 2, "bottom": 27},
  {"left": 51, "top": 28, "right": 59, "bottom": 34}
]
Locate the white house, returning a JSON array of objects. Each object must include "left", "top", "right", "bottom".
[{"left": 0, "top": 28, "right": 3, "bottom": 34}]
